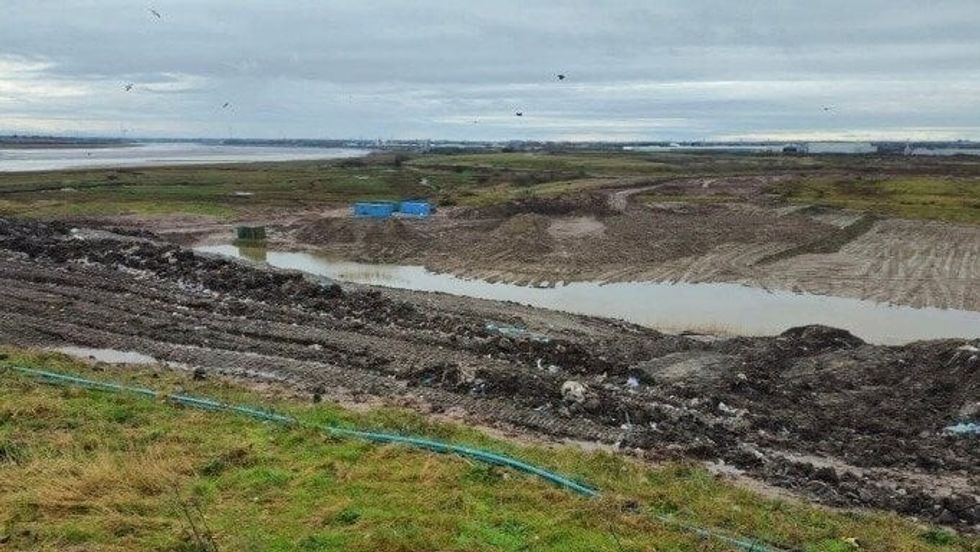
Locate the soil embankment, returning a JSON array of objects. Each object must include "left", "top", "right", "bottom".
[{"left": 270, "top": 178, "right": 980, "bottom": 310}]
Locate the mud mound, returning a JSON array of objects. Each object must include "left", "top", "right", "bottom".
[
  {"left": 778, "top": 324, "right": 865, "bottom": 353},
  {"left": 475, "top": 214, "right": 555, "bottom": 261},
  {"left": 457, "top": 193, "right": 614, "bottom": 220},
  {"left": 294, "top": 217, "right": 426, "bottom": 262}
]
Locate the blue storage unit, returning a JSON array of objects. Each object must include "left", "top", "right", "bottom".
[
  {"left": 352, "top": 202, "right": 396, "bottom": 218},
  {"left": 398, "top": 200, "right": 432, "bottom": 217}
]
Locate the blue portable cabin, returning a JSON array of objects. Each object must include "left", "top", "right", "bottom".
[
  {"left": 398, "top": 200, "right": 432, "bottom": 217},
  {"left": 352, "top": 201, "right": 397, "bottom": 218}
]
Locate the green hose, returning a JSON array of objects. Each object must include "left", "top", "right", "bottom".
[
  {"left": 5, "top": 365, "right": 788, "bottom": 552},
  {"left": 8, "top": 366, "right": 597, "bottom": 497}
]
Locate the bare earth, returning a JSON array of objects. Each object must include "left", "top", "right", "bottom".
[{"left": 142, "top": 176, "right": 980, "bottom": 311}]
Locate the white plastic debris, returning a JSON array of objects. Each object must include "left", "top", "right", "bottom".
[
  {"left": 626, "top": 376, "right": 640, "bottom": 388},
  {"left": 717, "top": 402, "right": 741, "bottom": 416},
  {"left": 561, "top": 380, "right": 587, "bottom": 403}
]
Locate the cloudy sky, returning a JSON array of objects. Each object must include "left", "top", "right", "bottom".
[{"left": 2, "top": 1, "right": 979, "bottom": 141}]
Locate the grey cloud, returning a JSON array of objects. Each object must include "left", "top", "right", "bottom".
[{"left": 1, "top": 0, "right": 979, "bottom": 140}]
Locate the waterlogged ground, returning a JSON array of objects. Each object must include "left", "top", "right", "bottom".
[{"left": 196, "top": 244, "right": 980, "bottom": 345}]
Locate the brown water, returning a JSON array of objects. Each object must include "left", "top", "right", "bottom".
[{"left": 196, "top": 244, "right": 980, "bottom": 345}]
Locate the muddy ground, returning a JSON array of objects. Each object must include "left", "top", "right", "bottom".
[
  {"left": 1, "top": 217, "right": 977, "bottom": 531},
  {"left": 143, "top": 176, "right": 979, "bottom": 311}
]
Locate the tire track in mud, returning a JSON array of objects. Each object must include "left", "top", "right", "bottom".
[
  {"left": 761, "top": 219, "right": 980, "bottom": 310},
  {"left": 0, "top": 259, "right": 622, "bottom": 442}
]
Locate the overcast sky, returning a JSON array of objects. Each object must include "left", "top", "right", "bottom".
[{"left": 2, "top": 1, "right": 979, "bottom": 141}]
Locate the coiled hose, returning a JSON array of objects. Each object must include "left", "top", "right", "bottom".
[{"left": 5, "top": 365, "right": 787, "bottom": 552}]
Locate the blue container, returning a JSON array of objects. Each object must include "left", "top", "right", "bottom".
[
  {"left": 352, "top": 202, "right": 396, "bottom": 218},
  {"left": 398, "top": 200, "right": 431, "bottom": 217}
]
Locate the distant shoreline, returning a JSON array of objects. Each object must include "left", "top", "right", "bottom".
[{"left": 0, "top": 140, "right": 134, "bottom": 150}]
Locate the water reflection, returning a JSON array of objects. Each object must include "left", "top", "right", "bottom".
[
  {"left": 194, "top": 244, "right": 980, "bottom": 345},
  {"left": 237, "top": 243, "right": 268, "bottom": 262}
]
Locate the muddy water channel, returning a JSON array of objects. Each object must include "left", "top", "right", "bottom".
[{"left": 196, "top": 244, "right": 980, "bottom": 345}]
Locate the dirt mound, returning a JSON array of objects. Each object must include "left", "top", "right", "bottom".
[
  {"left": 467, "top": 214, "right": 555, "bottom": 262},
  {"left": 778, "top": 324, "right": 865, "bottom": 352},
  {"left": 458, "top": 193, "right": 614, "bottom": 220},
  {"left": 294, "top": 217, "right": 426, "bottom": 262}
]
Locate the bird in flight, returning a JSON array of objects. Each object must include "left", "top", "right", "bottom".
[
  {"left": 222, "top": 102, "right": 231, "bottom": 109},
  {"left": 149, "top": 8, "right": 162, "bottom": 19},
  {"left": 124, "top": 83, "right": 134, "bottom": 92},
  {"left": 822, "top": 106, "right": 833, "bottom": 111},
  {"left": 557, "top": 74, "right": 566, "bottom": 81},
  {"left": 515, "top": 111, "right": 523, "bottom": 117}
]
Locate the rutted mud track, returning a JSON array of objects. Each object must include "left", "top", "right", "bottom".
[{"left": 1, "top": 218, "right": 978, "bottom": 530}]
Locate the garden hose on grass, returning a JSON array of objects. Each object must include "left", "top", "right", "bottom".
[
  {"left": 4, "top": 364, "right": 787, "bottom": 552},
  {"left": 6, "top": 366, "right": 597, "bottom": 497}
]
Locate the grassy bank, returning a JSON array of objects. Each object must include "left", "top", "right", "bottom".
[
  {"left": 0, "top": 347, "right": 972, "bottom": 551},
  {"left": 769, "top": 176, "right": 980, "bottom": 224}
]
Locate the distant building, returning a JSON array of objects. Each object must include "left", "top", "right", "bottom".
[{"left": 806, "top": 142, "right": 875, "bottom": 154}]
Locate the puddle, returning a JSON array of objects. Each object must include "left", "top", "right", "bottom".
[
  {"left": 51, "top": 346, "right": 159, "bottom": 365},
  {"left": 195, "top": 244, "right": 980, "bottom": 345}
]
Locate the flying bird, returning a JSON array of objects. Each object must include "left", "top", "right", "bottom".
[
  {"left": 148, "top": 8, "right": 161, "bottom": 19},
  {"left": 822, "top": 106, "right": 833, "bottom": 111},
  {"left": 222, "top": 102, "right": 231, "bottom": 109},
  {"left": 515, "top": 111, "right": 523, "bottom": 117},
  {"left": 124, "top": 83, "right": 134, "bottom": 92},
  {"left": 557, "top": 74, "right": 566, "bottom": 81}
]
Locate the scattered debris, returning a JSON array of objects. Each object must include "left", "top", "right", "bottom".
[
  {"left": 560, "top": 380, "right": 587, "bottom": 403},
  {"left": 944, "top": 422, "right": 980, "bottom": 435},
  {"left": 485, "top": 322, "right": 550, "bottom": 342}
]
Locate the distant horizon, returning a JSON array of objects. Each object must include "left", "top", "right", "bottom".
[{"left": 2, "top": 133, "right": 978, "bottom": 146}]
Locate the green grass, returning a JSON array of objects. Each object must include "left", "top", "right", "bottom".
[
  {"left": 770, "top": 176, "right": 980, "bottom": 224},
  {"left": 2, "top": 152, "right": 979, "bottom": 223},
  {"left": 0, "top": 347, "right": 974, "bottom": 551},
  {"left": 0, "top": 158, "right": 453, "bottom": 220},
  {"left": 409, "top": 152, "right": 676, "bottom": 176}
]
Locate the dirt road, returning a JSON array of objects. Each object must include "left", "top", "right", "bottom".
[{"left": 1, "top": 218, "right": 977, "bottom": 530}]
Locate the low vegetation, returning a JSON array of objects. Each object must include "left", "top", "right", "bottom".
[
  {"left": 770, "top": 176, "right": 980, "bottom": 224},
  {"left": 0, "top": 347, "right": 973, "bottom": 551},
  {"left": 1, "top": 151, "right": 978, "bottom": 223}
]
